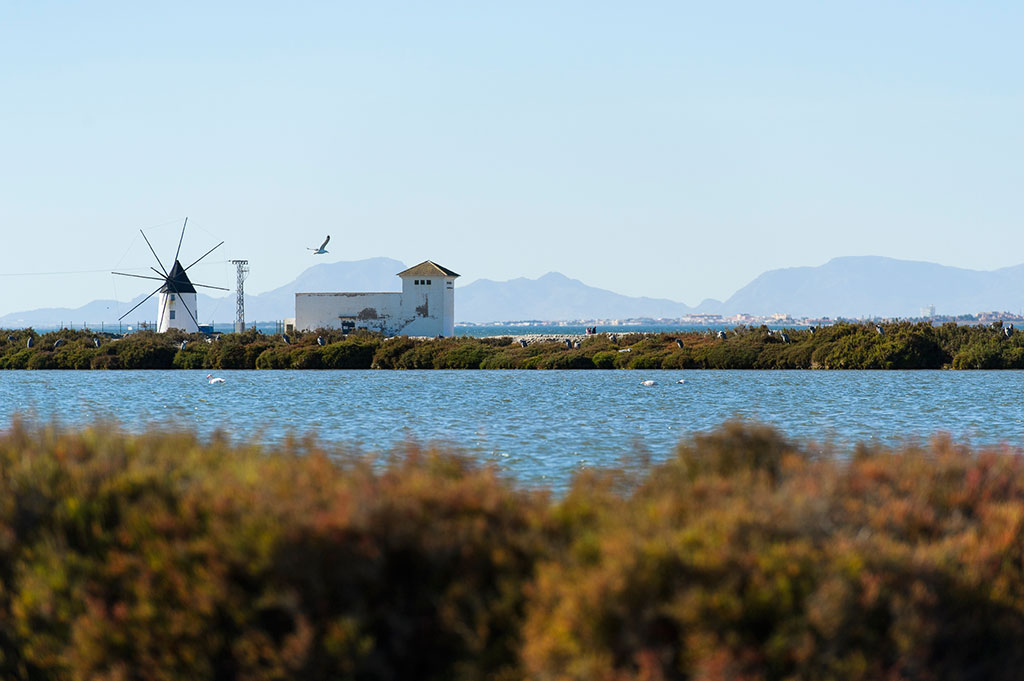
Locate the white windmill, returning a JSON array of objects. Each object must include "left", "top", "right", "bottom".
[{"left": 112, "top": 218, "right": 229, "bottom": 332}]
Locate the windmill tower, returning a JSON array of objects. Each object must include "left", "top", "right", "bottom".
[
  {"left": 112, "top": 218, "right": 229, "bottom": 332},
  {"left": 157, "top": 261, "right": 199, "bottom": 332}
]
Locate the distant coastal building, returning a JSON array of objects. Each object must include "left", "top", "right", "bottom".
[
  {"left": 292, "top": 261, "right": 459, "bottom": 336},
  {"left": 157, "top": 261, "right": 199, "bottom": 333}
]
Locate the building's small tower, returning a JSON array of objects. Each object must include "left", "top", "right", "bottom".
[
  {"left": 397, "top": 261, "right": 460, "bottom": 337},
  {"left": 157, "top": 260, "right": 199, "bottom": 333}
]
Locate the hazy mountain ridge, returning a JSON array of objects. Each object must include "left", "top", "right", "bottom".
[
  {"left": 719, "top": 256, "right": 1024, "bottom": 318},
  {"left": 3, "top": 256, "right": 1023, "bottom": 327},
  {"left": 455, "top": 272, "right": 696, "bottom": 323}
]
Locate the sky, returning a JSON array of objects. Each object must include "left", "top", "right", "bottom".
[{"left": 1, "top": 1, "right": 1022, "bottom": 319}]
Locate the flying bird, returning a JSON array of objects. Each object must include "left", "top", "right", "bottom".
[{"left": 308, "top": 235, "right": 330, "bottom": 255}]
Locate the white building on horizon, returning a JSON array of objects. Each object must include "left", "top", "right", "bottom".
[
  {"left": 157, "top": 261, "right": 199, "bottom": 333},
  {"left": 293, "top": 260, "right": 459, "bottom": 336}
]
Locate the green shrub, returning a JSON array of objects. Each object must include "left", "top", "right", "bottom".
[
  {"left": 255, "top": 346, "right": 294, "bottom": 369},
  {"left": 26, "top": 351, "right": 57, "bottom": 370},
  {"left": 952, "top": 339, "right": 1004, "bottom": 369},
  {"left": 173, "top": 344, "right": 210, "bottom": 369},
  {"left": 372, "top": 337, "right": 417, "bottom": 369},
  {"left": 115, "top": 333, "right": 176, "bottom": 369},
  {"left": 52, "top": 345, "right": 96, "bottom": 369},
  {"left": 433, "top": 341, "right": 492, "bottom": 369},
  {"left": 395, "top": 342, "right": 442, "bottom": 370},
  {"left": 537, "top": 351, "right": 595, "bottom": 370},
  {"left": 321, "top": 339, "right": 379, "bottom": 369},
  {"left": 479, "top": 353, "right": 517, "bottom": 369},
  {"left": 289, "top": 347, "right": 324, "bottom": 369},
  {"left": 1, "top": 349, "right": 33, "bottom": 370},
  {"left": 5, "top": 420, "right": 1024, "bottom": 678},
  {"left": 627, "top": 354, "right": 662, "bottom": 370},
  {"left": 0, "top": 420, "right": 549, "bottom": 681},
  {"left": 90, "top": 353, "right": 123, "bottom": 369},
  {"left": 207, "top": 339, "right": 249, "bottom": 369}
]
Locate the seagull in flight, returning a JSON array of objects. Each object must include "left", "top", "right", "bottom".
[{"left": 308, "top": 235, "right": 330, "bottom": 255}]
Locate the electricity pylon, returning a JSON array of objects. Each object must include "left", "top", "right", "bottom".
[{"left": 231, "top": 259, "right": 249, "bottom": 333}]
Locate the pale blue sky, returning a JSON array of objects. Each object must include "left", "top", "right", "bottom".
[{"left": 1, "top": 2, "right": 1022, "bottom": 318}]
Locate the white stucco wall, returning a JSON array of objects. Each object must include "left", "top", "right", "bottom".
[
  {"left": 295, "top": 273, "right": 457, "bottom": 336},
  {"left": 157, "top": 291, "right": 199, "bottom": 333},
  {"left": 295, "top": 292, "right": 402, "bottom": 333}
]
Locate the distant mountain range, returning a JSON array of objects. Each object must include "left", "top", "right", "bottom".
[
  {"left": 455, "top": 272, "right": 694, "bottom": 322},
  {"left": 715, "top": 256, "right": 1024, "bottom": 319},
  {"left": 2, "top": 256, "right": 1023, "bottom": 327}
]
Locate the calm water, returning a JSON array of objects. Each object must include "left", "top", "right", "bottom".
[{"left": 2, "top": 370, "right": 1023, "bottom": 487}]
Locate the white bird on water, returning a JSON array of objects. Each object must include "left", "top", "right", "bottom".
[
  {"left": 640, "top": 380, "right": 655, "bottom": 387},
  {"left": 206, "top": 374, "right": 225, "bottom": 384},
  {"left": 308, "top": 235, "right": 330, "bottom": 255}
]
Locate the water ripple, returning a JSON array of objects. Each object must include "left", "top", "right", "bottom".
[{"left": 3, "top": 370, "right": 1024, "bottom": 487}]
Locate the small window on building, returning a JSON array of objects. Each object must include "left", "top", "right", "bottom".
[
  {"left": 414, "top": 279, "right": 420, "bottom": 285},
  {"left": 170, "top": 310, "right": 176, "bottom": 320},
  {"left": 170, "top": 294, "right": 175, "bottom": 301},
  {"left": 426, "top": 279, "right": 431, "bottom": 285}
]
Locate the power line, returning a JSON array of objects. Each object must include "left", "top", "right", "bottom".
[
  {"left": 0, "top": 261, "right": 233, "bottom": 278},
  {"left": 0, "top": 267, "right": 153, "bottom": 277}
]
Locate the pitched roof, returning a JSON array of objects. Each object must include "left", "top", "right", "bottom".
[
  {"left": 160, "top": 260, "right": 197, "bottom": 294},
  {"left": 397, "top": 261, "right": 460, "bottom": 278}
]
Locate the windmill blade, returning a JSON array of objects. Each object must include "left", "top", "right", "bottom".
[
  {"left": 183, "top": 240, "right": 224, "bottom": 272},
  {"left": 151, "top": 267, "right": 166, "bottom": 278},
  {"left": 112, "top": 271, "right": 167, "bottom": 283},
  {"left": 191, "top": 282, "right": 231, "bottom": 291},
  {"left": 140, "top": 229, "right": 169, "bottom": 277},
  {"left": 172, "top": 217, "right": 188, "bottom": 268},
  {"left": 118, "top": 283, "right": 164, "bottom": 321},
  {"left": 166, "top": 279, "right": 201, "bottom": 330}
]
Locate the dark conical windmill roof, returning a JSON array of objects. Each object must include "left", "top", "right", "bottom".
[{"left": 160, "top": 260, "right": 197, "bottom": 294}]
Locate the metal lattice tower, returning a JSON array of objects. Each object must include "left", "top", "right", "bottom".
[{"left": 230, "top": 260, "right": 249, "bottom": 333}]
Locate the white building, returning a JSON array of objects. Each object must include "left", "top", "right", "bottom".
[
  {"left": 294, "top": 260, "right": 460, "bottom": 336},
  {"left": 157, "top": 261, "right": 199, "bottom": 333}
]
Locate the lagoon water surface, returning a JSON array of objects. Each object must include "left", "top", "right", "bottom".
[{"left": 2, "top": 370, "right": 1023, "bottom": 486}]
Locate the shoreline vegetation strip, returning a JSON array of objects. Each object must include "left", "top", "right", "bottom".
[
  {"left": 3, "top": 418, "right": 1024, "bottom": 679},
  {"left": 2, "top": 320, "right": 1023, "bottom": 369}
]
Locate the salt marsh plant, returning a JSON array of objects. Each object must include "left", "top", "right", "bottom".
[
  {"left": 3, "top": 419, "right": 1024, "bottom": 679},
  {"left": 4, "top": 322, "right": 1024, "bottom": 370}
]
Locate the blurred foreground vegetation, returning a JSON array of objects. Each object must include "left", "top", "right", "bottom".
[
  {"left": 3, "top": 419, "right": 1024, "bottom": 680},
  {"left": 3, "top": 321, "right": 1024, "bottom": 370}
]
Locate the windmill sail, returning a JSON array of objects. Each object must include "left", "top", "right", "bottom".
[{"left": 112, "top": 218, "right": 228, "bottom": 331}]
